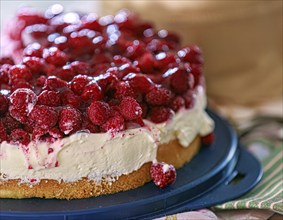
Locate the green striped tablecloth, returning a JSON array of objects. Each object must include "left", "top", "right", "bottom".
[
  {"left": 156, "top": 114, "right": 282, "bottom": 220},
  {"left": 215, "top": 145, "right": 283, "bottom": 214}
]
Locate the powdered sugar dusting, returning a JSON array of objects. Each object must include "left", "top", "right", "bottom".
[{"left": 162, "top": 163, "right": 170, "bottom": 173}]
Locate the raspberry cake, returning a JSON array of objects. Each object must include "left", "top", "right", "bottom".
[{"left": 0, "top": 6, "right": 214, "bottom": 199}]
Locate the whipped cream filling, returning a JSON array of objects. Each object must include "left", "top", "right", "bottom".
[{"left": 0, "top": 86, "right": 214, "bottom": 184}]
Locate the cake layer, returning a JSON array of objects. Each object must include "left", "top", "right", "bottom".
[{"left": 0, "top": 137, "right": 200, "bottom": 199}]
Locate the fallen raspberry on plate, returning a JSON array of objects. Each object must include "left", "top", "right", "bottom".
[
  {"left": 201, "top": 132, "right": 215, "bottom": 146},
  {"left": 150, "top": 162, "right": 176, "bottom": 188}
]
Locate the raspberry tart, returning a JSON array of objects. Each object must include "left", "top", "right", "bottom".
[{"left": 0, "top": 6, "right": 214, "bottom": 199}]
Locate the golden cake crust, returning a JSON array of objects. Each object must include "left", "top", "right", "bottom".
[{"left": 0, "top": 137, "right": 200, "bottom": 199}]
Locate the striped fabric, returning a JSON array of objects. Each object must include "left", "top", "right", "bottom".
[{"left": 215, "top": 146, "right": 283, "bottom": 214}]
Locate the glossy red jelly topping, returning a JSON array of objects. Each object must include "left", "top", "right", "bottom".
[{"left": 0, "top": 6, "right": 205, "bottom": 145}]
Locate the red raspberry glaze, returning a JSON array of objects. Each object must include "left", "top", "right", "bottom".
[{"left": 0, "top": 7, "right": 205, "bottom": 144}]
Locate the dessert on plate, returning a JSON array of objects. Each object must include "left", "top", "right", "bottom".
[{"left": 0, "top": 5, "right": 214, "bottom": 199}]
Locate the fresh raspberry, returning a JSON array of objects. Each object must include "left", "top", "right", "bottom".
[
  {"left": 43, "top": 76, "right": 68, "bottom": 91},
  {"left": 37, "top": 90, "right": 61, "bottom": 107},
  {"left": 70, "top": 61, "right": 91, "bottom": 76},
  {"left": 96, "top": 72, "right": 119, "bottom": 91},
  {"left": 32, "top": 127, "right": 63, "bottom": 143},
  {"left": 0, "top": 121, "right": 8, "bottom": 143},
  {"left": 101, "top": 114, "right": 125, "bottom": 132},
  {"left": 91, "top": 53, "right": 112, "bottom": 66},
  {"left": 11, "top": 80, "right": 33, "bottom": 91},
  {"left": 9, "top": 105, "right": 29, "bottom": 124},
  {"left": 118, "top": 63, "right": 140, "bottom": 79},
  {"left": 90, "top": 63, "right": 110, "bottom": 76},
  {"left": 22, "top": 120, "right": 35, "bottom": 133},
  {"left": 81, "top": 113, "right": 99, "bottom": 133},
  {"left": 119, "top": 97, "right": 142, "bottom": 121},
  {"left": 145, "top": 87, "right": 172, "bottom": 106},
  {"left": 91, "top": 35, "right": 107, "bottom": 50},
  {"left": 112, "top": 55, "right": 131, "bottom": 66},
  {"left": 9, "top": 129, "right": 31, "bottom": 146},
  {"left": 29, "top": 105, "right": 58, "bottom": 129},
  {"left": 9, "top": 88, "right": 37, "bottom": 114},
  {"left": 87, "top": 101, "right": 110, "bottom": 125},
  {"left": 35, "top": 75, "right": 47, "bottom": 87},
  {"left": 149, "top": 107, "right": 172, "bottom": 123},
  {"left": 60, "top": 90, "right": 81, "bottom": 108},
  {"left": 136, "top": 22, "right": 153, "bottom": 37},
  {"left": 48, "top": 127, "right": 63, "bottom": 139},
  {"left": 42, "top": 47, "right": 67, "bottom": 66},
  {"left": 170, "top": 68, "right": 191, "bottom": 94},
  {"left": 0, "top": 64, "right": 11, "bottom": 84},
  {"left": 16, "top": 8, "right": 48, "bottom": 26},
  {"left": 114, "top": 10, "right": 137, "bottom": 30},
  {"left": 170, "top": 96, "right": 185, "bottom": 112},
  {"left": 23, "top": 42, "right": 43, "bottom": 58},
  {"left": 0, "top": 93, "right": 8, "bottom": 116},
  {"left": 70, "top": 75, "right": 91, "bottom": 95},
  {"left": 125, "top": 40, "right": 146, "bottom": 60},
  {"left": 31, "top": 127, "right": 47, "bottom": 141},
  {"left": 45, "top": 64, "right": 57, "bottom": 77},
  {"left": 1, "top": 114, "right": 21, "bottom": 134},
  {"left": 81, "top": 81, "right": 103, "bottom": 101},
  {"left": 22, "top": 56, "right": 46, "bottom": 74},
  {"left": 183, "top": 91, "right": 196, "bottom": 109},
  {"left": 123, "top": 73, "right": 155, "bottom": 94},
  {"left": 114, "top": 81, "right": 135, "bottom": 99},
  {"left": 56, "top": 64, "right": 75, "bottom": 81},
  {"left": 150, "top": 162, "right": 176, "bottom": 188},
  {"left": 9, "top": 64, "right": 32, "bottom": 84},
  {"left": 24, "top": 23, "right": 49, "bottom": 39},
  {"left": 157, "top": 29, "right": 180, "bottom": 44},
  {"left": 0, "top": 57, "right": 14, "bottom": 65},
  {"left": 53, "top": 35, "right": 68, "bottom": 51},
  {"left": 81, "top": 13, "right": 102, "bottom": 31},
  {"left": 190, "top": 64, "right": 203, "bottom": 87},
  {"left": 154, "top": 52, "right": 176, "bottom": 69},
  {"left": 201, "top": 132, "right": 215, "bottom": 146},
  {"left": 125, "top": 116, "right": 144, "bottom": 129},
  {"left": 147, "top": 39, "right": 171, "bottom": 53},
  {"left": 59, "top": 107, "right": 82, "bottom": 135},
  {"left": 68, "top": 29, "right": 95, "bottom": 53},
  {"left": 177, "top": 45, "right": 203, "bottom": 64},
  {"left": 3, "top": 9, "right": 206, "bottom": 129}
]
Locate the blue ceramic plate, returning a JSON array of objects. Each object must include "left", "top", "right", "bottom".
[{"left": 0, "top": 110, "right": 262, "bottom": 220}]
